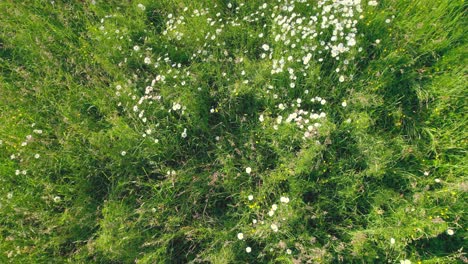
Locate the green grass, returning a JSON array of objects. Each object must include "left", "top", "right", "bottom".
[{"left": 0, "top": 0, "right": 466, "bottom": 263}]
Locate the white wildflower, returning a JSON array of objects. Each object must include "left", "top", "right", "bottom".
[
  {"left": 137, "top": 3, "right": 146, "bottom": 11},
  {"left": 270, "top": 223, "right": 278, "bottom": 232}
]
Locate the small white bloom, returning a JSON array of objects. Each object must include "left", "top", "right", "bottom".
[
  {"left": 181, "top": 128, "right": 187, "bottom": 138},
  {"left": 34, "top": 154, "right": 40, "bottom": 159},
  {"left": 423, "top": 171, "right": 429, "bottom": 176},
  {"left": 339, "top": 75, "right": 345, "bottom": 82},
  {"left": 435, "top": 178, "right": 441, "bottom": 183},
  {"left": 280, "top": 196, "right": 290, "bottom": 203},
  {"left": 272, "top": 204, "right": 278, "bottom": 211},
  {"left": 262, "top": 44, "right": 270, "bottom": 51},
  {"left": 172, "top": 103, "right": 182, "bottom": 111},
  {"left": 368, "top": 0, "right": 378, "bottom": 6},
  {"left": 447, "top": 229, "right": 454, "bottom": 236},
  {"left": 144, "top": 57, "right": 151, "bottom": 64},
  {"left": 400, "top": 260, "right": 411, "bottom": 264},
  {"left": 286, "top": 249, "right": 292, "bottom": 254},
  {"left": 137, "top": 3, "right": 146, "bottom": 10},
  {"left": 342, "top": 101, "right": 347, "bottom": 107},
  {"left": 252, "top": 219, "right": 257, "bottom": 224},
  {"left": 237, "top": 232, "right": 244, "bottom": 240},
  {"left": 268, "top": 210, "right": 274, "bottom": 217},
  {"left": 376, "top": 39, "right": 381, "bottom": 44},
  {"left": 121, "top": 151, "right": 126, "bottom": 156},
  {"left": 246, "top": 247, "right": 252, "bottom": 253},
  {"left": 259, "top": 114, "right": 264, "bottom": 122},
  {"left": 133, "top": 45, "right": 140, "bottom": 51},
  {"left": 390, "top": 238, "right": 395, "bottom": 244},
  {"left": 270, "top": 223, "right": 278, "bottom": 232},
  {"left": 248, "top": 195, "right": 254, "bottom": 201},
  {"left": 245, "top": 167, "right": 252, "bottom": 174},
  {"left": 53, "top": 196, "right": 61, "bottom": 203},
  {"left": 7, "top": 192, "right": 13, "bottom": 199}
]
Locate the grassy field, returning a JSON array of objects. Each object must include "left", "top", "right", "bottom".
[{"left": 0, "top": 0, "right": 466, "bottom": 263}]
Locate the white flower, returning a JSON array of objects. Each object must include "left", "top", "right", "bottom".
[
  {"left": 268, "top": 210, "right": 274, "bottom": 216},
  {"left": 259, "top": 114, "right": 264, "bottom": 122},
  {"left": 400, "top": 260, "right": 411, "bottom": 264},
  {"left": 368, "top": 1, "right": 378, "bottom": 6},
  {"left": 262, "top": 44, "right": 270, "bottom": 51},
  {"left": 435, "top": 178, "right": 441, "bottom": 183},
  {"left": 144, "top": 57, "right": 151, "bottom": 64},
  {"left": 280, "top": 196, "right": 290, "bottom": 203},
  {"left": 270, "top": 223, "right": 278, "bottom": 232},
  {"left": 7, "top": 192, "right": 13, "bottom": 199},
  {"left": 248, "top": 195, "right": 254, "bottom": 201},
  {"left": 339, "top": 75, "right": 345, "bottom": 82},
  {"left": 376, "top": 39, "right": 381, "bottom": 44},
  {"left": 423, "top": 171, "right": 429, "bottom": 176},
  {"left": 342, "top": 101, "right": 347, "bottom": 107},
  {"left": 245, "top": 167, "right": 252, "bottom": 174},
  {"left": 172, "top": 103, "right": 182, "bottom": 111},
  {"left": 286, "top": 249, "right": 292, "bottom": 254},
  {"left": 271, "top": 204, "right": 278, "bottom": 211},
  {"left": 252, "top": 219, "right": 257, "bottom": 224},
  {"left": 447, "top": 229, "right": 454, "bottom": 236},
  {"left": 390, "top": 238, "right": 395, "bottom": 244},
  {"left": 181, "top": 128, "right": 187, "bottom": 138},
  {"left": 137, "top": 3, "right": 146, "bottom": 10},
  {"left": 34, "top": 154, "right": 40, "bottom": 159},
  {"left": 246, "top": 247, "right": 252, "bottom": 253},
  {"left": 133, "top": 45, "right": 140, "bottom": 51},
  {"left": 237, "top": 232, "right": 244, "bottom": 240},
  {"left": 53, "top": 196, "right": 61, "bottom": 203},
  {"left": 303, "top": 53, "right": 312, "bottom": 65}
]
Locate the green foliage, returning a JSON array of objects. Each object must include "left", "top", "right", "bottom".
[{"left": 0, "top": 0, "right": 466, "bottom": 263}]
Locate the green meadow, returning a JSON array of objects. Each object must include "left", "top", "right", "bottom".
[{"left": 0, "top": 0, "right": 466, "bottom": 263}]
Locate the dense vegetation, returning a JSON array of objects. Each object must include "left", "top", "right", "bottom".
[{"left": 0, "top": 0, "right": 466, "bottom": 263}]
